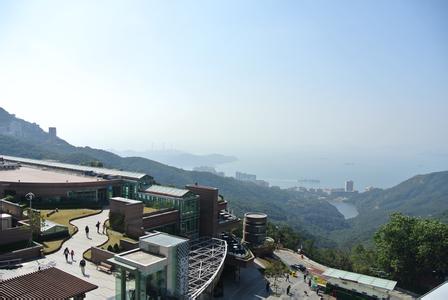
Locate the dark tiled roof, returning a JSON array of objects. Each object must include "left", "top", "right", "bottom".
[{"left": 0, "top": 267, "right": 98, "bottom": 299}]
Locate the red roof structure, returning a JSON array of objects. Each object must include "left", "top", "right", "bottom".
[{"left": 0, "top": 267, "right": 98, "bottom": 299}]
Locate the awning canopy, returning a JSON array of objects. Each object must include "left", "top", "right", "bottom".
[{"left": 0, "top": 267, "right": 98, "bottom": 299}]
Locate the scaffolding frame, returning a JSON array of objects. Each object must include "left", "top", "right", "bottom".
[{"left": 187, "top": 237, "right": 227, "bottom": 299}]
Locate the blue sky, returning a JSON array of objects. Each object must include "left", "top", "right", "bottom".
[{"left": 0, "top": 0, "right": 447, "bottom": 156}]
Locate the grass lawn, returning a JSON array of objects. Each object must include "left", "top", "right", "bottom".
[
  {"left": 99, "top": 220, "right": 137, "bottom": 251},
  {"left": 83, "top": 220, "right": 138, "bottom": 260},
  {"left": 40, "top": 209, "right": 100, "bottom": 254},
  {"left": 257, "top": 257, "right": 273, "bottom": 269}
]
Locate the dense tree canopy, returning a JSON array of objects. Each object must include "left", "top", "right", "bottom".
[{"left": 374, "top": 213, "right": 448, "bottom": 290}]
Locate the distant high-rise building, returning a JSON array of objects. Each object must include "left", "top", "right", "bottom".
[
  {"left": 345, "top": 180, "right": 354, "bottom": 192},
  {"left": 48, "top": 127, "right": 57, "bottom": 138},
  {"left": 235, "top": 171, "right": 256, "bottom": 181}
]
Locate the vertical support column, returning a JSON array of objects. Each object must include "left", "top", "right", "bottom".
[
  {"left": 120, "top": 267, "right": 126, "bottom": 300},
  {"left": 135, "top": 270, "right": 141, "bottom": 300}
]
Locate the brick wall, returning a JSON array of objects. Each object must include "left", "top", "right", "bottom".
[
  {"left": 142, "top": 209, "right": 179, "bottom": 229},
  {"left": 109, "top": 198, "right": 143, "bottom": 238},
  {"left": 90, "top": 246, "right": 115, "bottom": 265},
  {"left": 0, "top": 243, "right": 42, "bottom": 261},
  {"left": 0, "top": 225, "right": 31, "bottom": 246},
  {"left": 186, "top": 185, "right": 219, "bottom": 237},
  {"left": 120, "top": 239, "right": 139, "bottom": 251},
  {"left": 0, "top": 199, "right": 24, "bottom": 219}
]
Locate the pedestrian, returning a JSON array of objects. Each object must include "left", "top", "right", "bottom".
[
  {"left": 96, "top": 221, "right": 100, "bottom": 233},
  {"left": 308, "top": 278, "right": 311, "bottom": 287},
  {"left": 80, "top": 259, "right": 86, "bottom": 275},
  {"left": 70, "top": 249, "right": 75, "bottom": 261},
  {"left": 286, "top": 273, "right": 290, "bottom": 282},
  {"left": 85, "top": 225, "right": 89, "bottom": 238},
  {"left": 286, "top": 285, "right": 291, "bottom": 295},
  {"left": 304, "top": 273, "right": 307, "bottom": 282},
  {"left": 265, "top": 281, "right": 270, "bottom": 293},
  {"left": 63, "top": 247, "right": 69, "bottom": 262}
]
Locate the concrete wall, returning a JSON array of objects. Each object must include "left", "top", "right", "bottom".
[
  {"left": 0, "top": 199, "right": 24, "bottom": 219},
  {"left": 0, "top": 243, "right": 42, "bottom": 261},
  {"left": 0, "top": 225, "right": 31, "bottom": 246},
  {"left": 90, "top": 246, "right": 115, "bottom": 265}
]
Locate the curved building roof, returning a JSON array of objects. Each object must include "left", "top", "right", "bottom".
[
  {"left": 1, "top": 155, "right": 149, "bottom": 180},
  {"left": 244, "top": 212, "right": 267, "bottom": 219},
  {"left": 188, "top": 238, "right": 227, "bottom": 299}
]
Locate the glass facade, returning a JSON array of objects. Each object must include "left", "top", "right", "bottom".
[
  {"left": 122, "top": 181, "right": 138, "bottom": 199},
  {"left": 67, "top": 190, "right": 97, "bottom": 202},
  {"left": 115, "top": 267, "right": 140, "bottom": 300},
  {"left": 137, "top": 192, "right": 200, "bottom": 239}
]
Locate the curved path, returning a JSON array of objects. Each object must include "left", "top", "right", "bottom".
[{"left": 1, "top": 209, "right": 116, "bottom": 299}]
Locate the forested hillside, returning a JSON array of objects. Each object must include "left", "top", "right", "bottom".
[{"left": 330, "top": 171, "right": 448, "bottom": 246}]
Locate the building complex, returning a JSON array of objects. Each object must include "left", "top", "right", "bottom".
[
  {"left": 0, "top": 155, "right": 154, "bottom": 205},
  {"left": 0, "top": 155, "right": 257, "bottom": 299}
]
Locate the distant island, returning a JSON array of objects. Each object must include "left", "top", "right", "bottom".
[
  {"left": 110, "top": 149, "right": 238, "bottom": 169},
  {"left": 297, "top": 179, "right": 320, "bottom": 184}
]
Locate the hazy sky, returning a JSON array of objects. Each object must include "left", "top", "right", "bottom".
[{"left": 1, "top": 0, "right": 447, "bottom": 156}]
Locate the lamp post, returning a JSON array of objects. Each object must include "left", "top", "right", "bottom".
[{"left": 25, "top": 192, "right": 35, "bottom": 210}]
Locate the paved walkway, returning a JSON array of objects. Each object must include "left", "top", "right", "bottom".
[
  {"left": 274, "top": 249, "right": 414, "bottom": 300},
  {"left": 274, "top": 249, "right": 328, "bottom": 273},
  {"left": 221, "top": 259, "right": 322, "bottom": 300},
  {"left": 1, "top": 209, "right": 116, "bottom": 299}
]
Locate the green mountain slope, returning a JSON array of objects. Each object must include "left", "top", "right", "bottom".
[
  {"left": 0, "top": 107, "right": 346, "bottom": 246},
  {"left": 332, "top": 172, "right": 448, "bottom": 245}
]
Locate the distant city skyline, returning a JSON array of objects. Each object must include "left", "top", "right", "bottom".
[{"left": 1, "top": 1, "right": 447, "bottom": 158}]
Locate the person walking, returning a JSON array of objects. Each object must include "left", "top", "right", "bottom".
[
  {"left": 96, "top": 221, "right": 100, "bottom": 233},
  {"left": 70, "top": 249, "right": 75, "bottom": 261},
  {"left": 286, "top": 285, "right": 291, "bottom": 295},
  {"left": 85, "top": 225, "right": 89, "bottom": 238},
  {"left": 286, "top": 273, "right": 290, "bottom": 282},
  {"left": 63, "top": 247, "right": 69, "bottom": 262},
  {"left": 80, "top": 259, "right": 86, "bottom": 276}
]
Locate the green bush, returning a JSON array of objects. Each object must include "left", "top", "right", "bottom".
[
  {"left": 113, "top": 243, "right": 120, "bottom": 253},
  {"left": 107, "top": 245, "right": 114, "bottom": 252}
]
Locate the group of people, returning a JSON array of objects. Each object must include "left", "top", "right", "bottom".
[
  {"left": 84, "top": 221, "right": 106, "bottom": 238},
  {"left": 63, "top": 247, "right": 75, "bottom": 262},
  {"left": 63, "top": 247, "right": 86, "bottom": 275},
  {"left": 264, "top": 267, "right": 322, "bottom": 298},
  {"left": 66, "top": 220, "right": 105, "bottom": 276}
]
